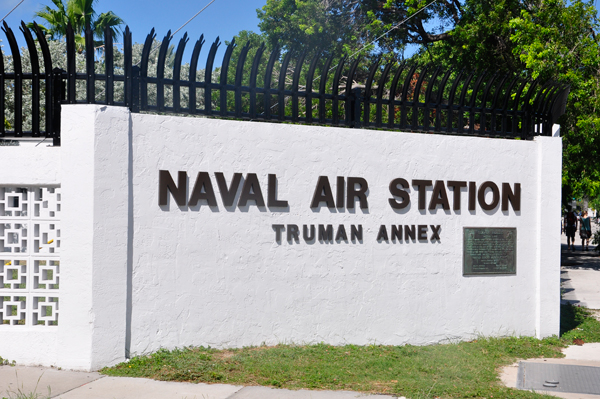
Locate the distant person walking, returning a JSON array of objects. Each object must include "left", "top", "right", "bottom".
[
  {"left": 580, "top": 210, "right": 592, "bottom": 250},
  {"left": 565, "top": 209, "right": 578, "bottom": 250}
]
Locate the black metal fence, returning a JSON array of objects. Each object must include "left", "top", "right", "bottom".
[{"left": 1, "top": 21, "right": 570, "bottom": 146}]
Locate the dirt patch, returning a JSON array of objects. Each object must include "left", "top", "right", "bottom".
[
  {"left": 212, "top": 350, "right": 236, "bottom": 360},
  {"left": 590, "top": 309, "right": 600, "bottom": 322}
]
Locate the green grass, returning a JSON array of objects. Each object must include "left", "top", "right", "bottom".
[
  {"left": 101, "top": 304, "right": 600, "bottom": 398},
  {"left": 561, "top": 305, "right": 600, "bottom": 342}
]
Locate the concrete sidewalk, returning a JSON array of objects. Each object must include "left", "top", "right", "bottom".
[
  {"left": 561, "top": 228, "right": 600, "bottom": 309},
  {"left": 500, "top": 343, "right": 600, "bottom": 399},
  {"left": 0, "top": 366, "right": 400, "bottom": 399},
  {"left": 495, "top": 230, "right": 600, "bottom": 398},
  {"left": 3, "top": 344, "right": 598, "bottom": 399}
]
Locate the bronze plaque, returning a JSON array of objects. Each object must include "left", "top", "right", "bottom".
[{"left": 463, "top": 227, "right": 516, "bottom": 275}]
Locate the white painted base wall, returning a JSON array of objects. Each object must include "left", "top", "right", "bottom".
[{"left": 0, "top": 105, "right": 562, "bottom": 370}]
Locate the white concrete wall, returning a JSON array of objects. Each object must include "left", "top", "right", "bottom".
[
  {"left": 127, "top": 111, "right": 562, "bottom": 355},
  {"left": 0, "top": 144, "right": 60, "bottom": 366},
  {"left": 0, "top": 105, "right": 563, "bottom": 370},
  {"left": 58, "top": 105, "right": 130, "bottom": 370}
]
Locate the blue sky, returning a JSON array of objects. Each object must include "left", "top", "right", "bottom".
[{"left": 1, "top": 0, "right": 267, "bottom": 44}]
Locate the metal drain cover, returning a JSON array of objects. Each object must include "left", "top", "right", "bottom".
[{"left": 517, "top": 362, "right": 600, "bottom": 395}]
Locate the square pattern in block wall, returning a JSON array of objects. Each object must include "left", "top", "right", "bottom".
[{"left": 0, "top": 187, "right": 60, "bottom": 327}]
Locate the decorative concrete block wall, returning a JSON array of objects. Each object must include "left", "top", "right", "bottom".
[{"left": 0, "top": 105, "right": 563, "bottom": 370}]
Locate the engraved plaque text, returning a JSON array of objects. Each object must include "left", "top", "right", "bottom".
[{"left": 463, "top": 227, "right": 516, "bottom": 275}]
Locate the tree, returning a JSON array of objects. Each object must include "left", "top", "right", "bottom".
[
  {"left": 509, "top": 0, "right": 600, "bottom": 200},
  {"left": 2, "top": 36, "right": 211, "bottom": 135},
  {"left": 257, "top": 0, "right": 600, "bottom": 203},
  {"left": 258, "top": 0, "right": 368, "bottom": 55},
  {"left": 30, "top": 0, "right": 124, "bottom": 48},
  {"left": 256, "top": 0, "right": 520, "bottom": 60}
]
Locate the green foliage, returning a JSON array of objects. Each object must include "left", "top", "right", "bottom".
[
  {"left": 509, "top": 0, "right": 600, "bottom": 200},
  {"left": 0, "top": 356, "right": 16, "bottom": 366},
  {"left": 412, "top": 0, "right": 600, "bottom": 202},
  {"left": 255, "top": 0, "right": 600, "bottom": 202},
  {"left": 257, "top": 0, "right": 367, "bottom": 56},
  {"left": 416, "top": 0, "right": 524, "bottom": 71},
  {"left": 28, "top": 0, "right": 125, "bottom": 49},
  {"left": 2, "top": 37, "right": 211, "bottom": 130}
]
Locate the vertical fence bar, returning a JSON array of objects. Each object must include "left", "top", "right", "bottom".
[
  {"left": 204, "top": 37, "right": 221, "bottom": 116},
  {"left": 478, "top": 73, "right": 497, "bottom": 134},
  {"left": 131, "top": 66, "right": 140, "bottom": 113},
  {"left": 539, "top": 84, "right": 561, "bottom": 135},
  {"left": 387, "top": 63, "right": 406, "bottom": 129},
  {"left": 400, "top": 64, "right": 417, "bottom": 129},
  {"left": 500, "top": 77, "right": 519, "bottom": 135},
  {"left": 434, "top": 70, "right": 453, "bottom": 132},
  {"left": 456, "top": 72, "right": 474, "bottom": 134},
  {"left": 411, "top": 65, "right": 428, "bottom": 130},
  {"left": 188, "top": 35, "right": 204, "bottom": 114},
  {"left": 0, "top": 47, "right": 4, "bottom": 136},
  {"left": 520, "top": 80, "right": 542, "bottom": 136},
  {"left": 262, "top": 47, "right": 279, "bottom": 120},
  {"left": 172, "top": 33, "right": 188, "bottom": 113},
  {"left": 234, "top": 41, "right": 250, "bottom": 118},
  {"left": 489, "top": 75, "right": 509, "bottom": 135},
  {"left": 248, "top": 43, "right": 265, "bottom": 119},
  {"left": 343, "top": 57, "right": 360, "bottom": 126},
  {"left": 317, "top": 54, "right": 334, "bottom": 124},
  {"left": 350, "top": 88, "right": 361, "bottom": 128},
  {"left": 511, "top": 79, "right": 528, "bottom": 136},
  {"left": 290, "top": 51, "right": 306, "bottom": 123},
  {"left": 33, "top": 23, "right": 53, "bottom": 137},
  {"left": 105, "top": 26, "right": 114, "bottom": 105},
  {"left": 277, "top": 51, "right": 293, "bottom": 121},
  {"left": 21, "top": 23, "right": 40, "bottom": 136},
  {"left": 375, "top": 62, "right": 393, "bottom": 128},
  {"left": 304, "top": 51, "right": 320, "bottom": 124},
  {"left": 219, "top": 39, "right": 236, "bottom": 116},
  {"left": 85, "top": 24, "right": 96, "bottom": 103},
  {"left": 362, "top": 57, "right": 380, "bottom": 127},
  {"left": 3, "top": 22, "right": 23, "bottom": 136},
  {"left": 123, "top": 27, "right": 132, "bottom": 107},
  {"left": 52, "top": 68, "right": 65, "bottom": 145},
  {"left": 445, "top": 70, "right": 463, "bottom": 133},
  {"left": 423, "top": 67, "right": 441, "bottom": 132},
  {"left": 156, "top": 31, "right": 172, "bottom": 112},
  {"left": 331, "top": 57, "right": 346, "bottom": 125},
  {"left": 65, "top": 24, "right": 76, "bottom": 103},
  {"left": 140, "top": 29, "right": 156, "bottom": 111},
  {"left": 467, "top": 71, "right": 487, "bottom": 134}
]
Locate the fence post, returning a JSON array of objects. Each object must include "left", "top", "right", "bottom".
[
  {"left": 131, "top": 66, "right": 140, "bottom": 113},
  {"left": 350, "top": 88, "right": 362, "bottom": 128},
  {"left": 51, "top": 68, "right": 65, "bottom": 146}
]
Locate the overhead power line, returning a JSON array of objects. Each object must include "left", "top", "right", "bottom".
[
  {"left": 269, "top": 0, "right": 441, "bottom": 111},
  {"left": 0, "top": 0, "right": 26, "bottom": 24},
  {"left": 170, "top": 0, "right": 216, "bottom": 40},
  {"left": 135, "top": 0, "right": 217, "bottom": 66},
  {"left": 345, "top": 0, "right": 440, "bottom": 62}
]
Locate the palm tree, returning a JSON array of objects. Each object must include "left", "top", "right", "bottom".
[{"left": 30, "top": 0, "right": 124, "bottom": 48}]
